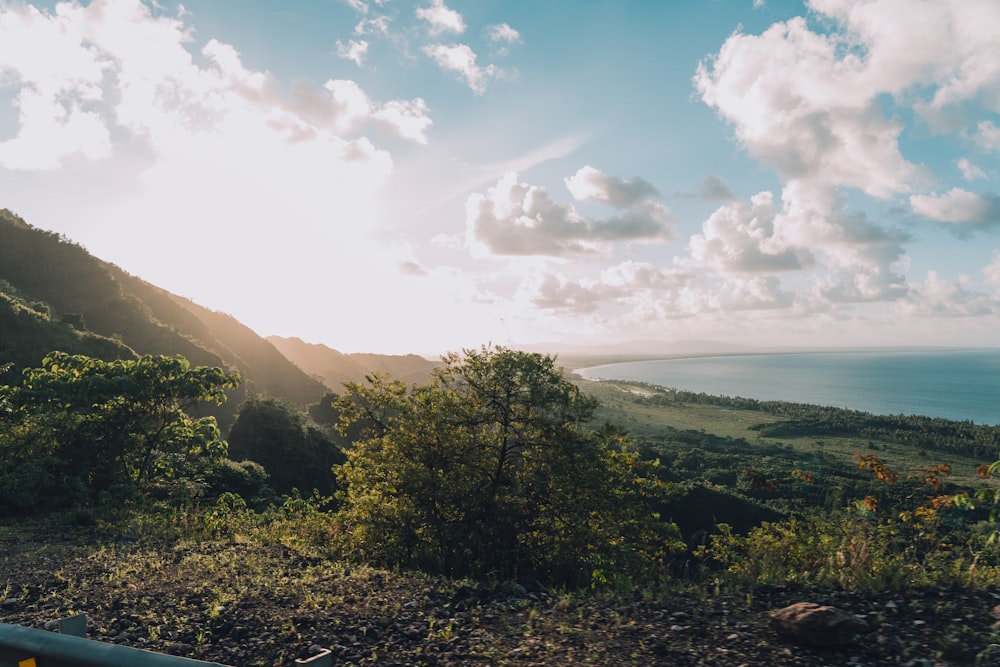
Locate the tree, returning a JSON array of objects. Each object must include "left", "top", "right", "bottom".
[
  {"left": 227, "top": 397, "right": 345, "bottom": 496},
  {"left": 0, "top": 352, "right": 239, "bottom": 510},
  {"left": 333, "top": 345, "right": 681, "bottom": 586}
]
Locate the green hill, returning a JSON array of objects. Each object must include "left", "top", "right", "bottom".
[
  {"left": 267, "top": 335, "right": 438, "bottom": 390},
  {"left": 0, "top": 208, "right": 327, "bottom": 427}
]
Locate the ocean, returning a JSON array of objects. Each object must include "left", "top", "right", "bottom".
[{"left": 577, "top": 348, "right": 1000, "bottom": 425}]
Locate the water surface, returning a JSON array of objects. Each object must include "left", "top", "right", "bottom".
[{"left": 578, "top": 349, "right": 1000, "bottom": 425}]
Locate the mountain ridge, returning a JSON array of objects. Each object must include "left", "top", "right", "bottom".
[{"left": 0, "top": 211, "right": 359, "bottom": 424}]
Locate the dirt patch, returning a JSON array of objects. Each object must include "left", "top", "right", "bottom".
[{"left": 1, "top": 532, "right": 998, "bottom": 666}]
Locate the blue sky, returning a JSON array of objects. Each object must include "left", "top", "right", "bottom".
[{"left": 1, "top": 0, "right": 999, "bottom": 355}]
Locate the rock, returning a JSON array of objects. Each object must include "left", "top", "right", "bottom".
[{"left": 770, "top": 602, "right": 866, "bottom": 647}]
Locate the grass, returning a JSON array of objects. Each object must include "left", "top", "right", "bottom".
[{"left": 576, "top": 378, "right": 993, "bottom": 487}]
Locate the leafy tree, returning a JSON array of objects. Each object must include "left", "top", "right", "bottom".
[
  {"left": 227, "top": 397, "right": 345, "bottom": 496},
  {"left": 333, "top": 345, "right": 681, "bottom": 587},
  {"left": 0, "top": 352, "right": 239, "bottom": 510}
]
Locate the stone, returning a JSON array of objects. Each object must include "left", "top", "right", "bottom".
[{"left": 770, "top": 601, "right": 866, "bottom": 647}]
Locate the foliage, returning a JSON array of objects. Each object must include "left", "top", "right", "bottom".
[
  {"left": 227, "top": 397, "right": 345, "bottom": 496},
  {"left": 698, "top": 451, "right": 1000, "bottom": 590},
  {"left": 623, "top": 380, "right": 1000, "bottom": 460},
  {"left": 332, "top": 345, "right": 682, "bottom": 587},
  {"left": 0, "top": 352, "right": 239, "bottom": 512}
]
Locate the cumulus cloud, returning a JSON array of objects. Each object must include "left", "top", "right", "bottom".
[
  {"left": 0, "top": 89, "right": 111, "bottom": 169},
  {"left": 485, "top": 23, "right": 520, "bottom": 56},
  {"left": 694, "top": 0, "right": 1000, "bottom": 292},
  {"left": 695, "top": 15, "right": 919, "bottom": 198},
  {"left": 686, "top": 191, "right": 812, "bottom": 273},
  {"left": 422, "top": 43, "right": 497, "bottom": 95},
  {"left": 697, "top": 174, "right": 737, "bottom": 201},
  {"left": 336, "top": 39, "right": 368, "bottom": 66},
  {"left": 0, "top": 0, "right": 432, "bottom": 168},
  {"left": 0, "top": 0, "right": 455, "bottom": 355},
  {"left": 564, "top": 166, "right": 659, "bottom": 207},
  {"left": 899, "top": 271, "right": 996, "bottom": 317},
  {"left": 807, "top": 0, "right": 1000, "bottom": 128},
  {"left": 416, "top": 0, "right": 465, "bottom": 35},
  {"left": 818, "top": 265, "right": 909, "bottom": 303},
  {"left": 957, "top": 158, "right": 986, "bottom": 181},
  {"left": 720, "top": 275, "right": 795, "bottom": 310},
  {"left": 976, "top": 121, "right": 1000, "bottom": 152},
  {"left": 985, "top": 254, "right": 1000, "bottom": 286},
  {"left": 465, "top": 172, "right": 674, "bottom": 257},
  {"left": 601, "top": 261, "right": 688, "bottom": 290},
  {"left": 354, "top": 15, "right": 390, "bottom": 36},
  {"left": 527, "top": 273, "right": 616, "bottom": 314},
  {"left": 486, "top": 23, "right": 520, "bottom": 44},
  {"left": 910, "top": 188, "right": 1000, "bottom": 231}
]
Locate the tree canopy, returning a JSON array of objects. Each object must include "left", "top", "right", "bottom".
[
  {"left": 333, "top": 345, "right": 680, "bottom": 586},
  {"left": 227, "top": 396, "right": 345, "bottom": 496},
  {"left": 0, "top": 352, "right": 240, "bottom": 511}
]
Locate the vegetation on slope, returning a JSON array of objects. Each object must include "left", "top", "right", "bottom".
[
  {"left": 3, "top": 343, "right": 1000, "bottom": 664},
  {"left": 0, "top": 209, "right": 327, "bottom": 427}
]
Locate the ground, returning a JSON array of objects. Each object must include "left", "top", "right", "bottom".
[{"left": 2, "top": 528, "right": 999, "bottom": 666}]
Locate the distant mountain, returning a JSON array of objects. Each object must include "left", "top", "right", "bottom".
[
  {"left": 267, "top": 336, "right": 438, "bottom": 391},
  {"left": 0, "top": 209, "right": 327, "bottom": 427}
]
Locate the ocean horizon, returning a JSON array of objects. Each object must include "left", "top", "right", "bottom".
[{"left": 577, "top": 348, "right": 1000, "bottom": 425}]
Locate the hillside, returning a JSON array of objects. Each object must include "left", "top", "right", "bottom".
[
  {"left": 0, "top": 209, "right": 327, "bottom": 425},
  {"left": 267, "top": 335, "right": 438, "bottom": 390}
]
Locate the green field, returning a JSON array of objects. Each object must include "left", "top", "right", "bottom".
[{"left": 575, "top": 377, "right": 995, "bottom": 488}]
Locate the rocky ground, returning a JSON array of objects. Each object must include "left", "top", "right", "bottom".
[{"left": 2, "top": 530, "right": 1000, "bottom": 666}]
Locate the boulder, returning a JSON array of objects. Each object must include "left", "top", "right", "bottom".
[{"left": 770, "top": 601, "right": 866, "bottom": 647}]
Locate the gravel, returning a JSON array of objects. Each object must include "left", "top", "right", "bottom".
[{"left": 2, "top": 532, "right": 999, "bottom": 666}]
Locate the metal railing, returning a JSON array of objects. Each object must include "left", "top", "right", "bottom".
[{"left": 0, "top": 617, "right": 333, "bottom": 667}]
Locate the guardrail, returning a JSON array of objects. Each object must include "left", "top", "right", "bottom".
[{"left": 0, "top": 617, "right": 333, "bottom": 667}]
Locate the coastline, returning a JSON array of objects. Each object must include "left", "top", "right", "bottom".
[
  {"left": 559, "top": 345, "right": 982, "bottom": 374},
  {"left": 562, "top": 348, "right": 1000, "bottom": 425}
]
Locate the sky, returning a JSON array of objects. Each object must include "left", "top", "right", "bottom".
[{"left": 2, "top": 0, "right": 1000, "bottom": 355}]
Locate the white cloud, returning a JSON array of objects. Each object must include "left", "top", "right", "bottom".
[
  {"left": 910, "top": 188, "right": 1000, "bottom": 230},
  {"left": 601, "top": 260, "right": 688, "bottom": 290},
  {"left": 564, "top": 165, "right": 659, "bottom": 207},
  {"left": 354, "top": 15, "right": 390, "bottom": 36},
  {"left": 719, "top": 275, "right": 795, "bottom": 310},
  {"left": 416, "top": 0, "right": 465, "bottom": 35},
  {"left": 985, "top": 254, "right": 1000, "bottom": 286},
  {"left": 694, "top": 0, "right": 1000, "bottom": 308},
  {"left": 0, "top": 88, "right": 111, "bottom": 169},
  {"left": 686, "top": 191, "right": 811, "bottom": 273},
  {"left": 422, "top": 43, "right": 497, "bottom": 95},
  {"left": 695, "top": 15, "right": 920, "bottom": 198},
  {"left": 465, "top": 172, "right": 674, "bottom": 258},
  {"left": 898, "top": 271, "right": 996, "bottom": 317},
  {"left": 342, "top": 0, "right": 369, "bottom": 13},
  {"left": 697, "top": 174, "right": 737, "bottom": 201},
  {"left": 806, "top": 0, "right": 1000, "bottom": 127},
  {"left": 527, "top": 273, "right": 616, "bottom": 314},
  {"left": 485, "top": 22, "right": 519, "bottom": 56},
  {"left": 957, "top": 158, "right": 985, "bottom": 181},
  {"left": 486, "top": 23, "right": 520, "bottom": 44},
  {"left": 0, "top": 0, "right": 455, "bottom": 354},
  {"left": 977, "top": 121, "right": 1000, "bottom": 152},
  {"left": 336, "top": 39, "right": 369, "bottom": 66}
]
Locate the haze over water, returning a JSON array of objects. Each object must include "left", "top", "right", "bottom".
[{"left": 578, "top": 349, "right": 1000, "bottom": 426}]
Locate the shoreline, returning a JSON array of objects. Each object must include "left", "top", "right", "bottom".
[
  {"left": 562, "top": 348, "right": 1000, "bottom": 426},
  {"left": 558, "top": 345, "right": 988, "bottom": 373}
]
